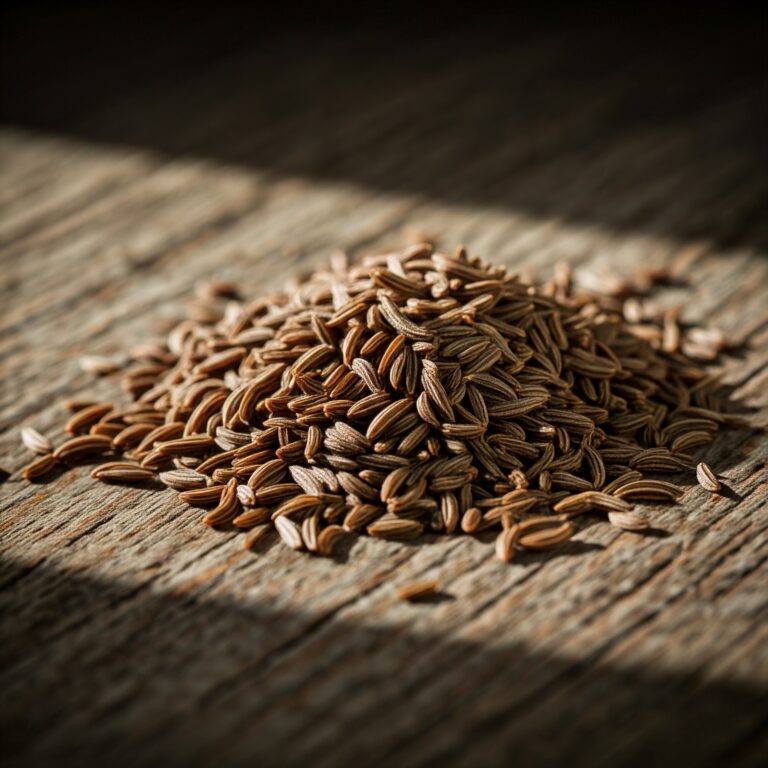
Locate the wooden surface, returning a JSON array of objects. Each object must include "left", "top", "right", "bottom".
[{"left": 1, "top": 20, "right": 767, "bottom": 767}]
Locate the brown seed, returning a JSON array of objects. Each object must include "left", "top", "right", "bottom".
[
  {"left": 607, "top": 510, "right": 649, "bottom": 531},
  {"left": 316, "top": 524, "right": 347, "bottom": 556},
  {"left": 441, "top": 492, "right": 460, "bottom": 534},
  {"left": 65, "top": 403, "right": 115, "bottom": 434},
  {"left": 92, "top": 464, "right": 156, "bottom": 483},
  {"left": 553, "top": 491, "right": 633, "bottom": 516},
  {"left": 378, "top": 294, "right": 432, "bottom": 341},
  {"left": 273, "top": 494, "right": 324, "bottom": 519},
  {"left": 236, "top": 484, "right": 257, "bottom": 506},
  {"left": 159, "top": 468, "right": 208, "bottom": 491},
  {"left": 178, "top": 485, "right": 227, "bottom": 507},
  {"left": 90, "top": 422, "right": 124, "bottom": 439},
  {"left": 64, "top": 398, "right": 100, "bottom": 412},
  {"left": 53, "top": 435, "right": 113, "bottom": 461},
  {"left": 365, "top": 398, "right": 413, "bottom": 441},
  {"left": 343, "top": 503, "right": 385, "bottom": 531},
  {"left": 139, "top": 448, "right": 173, "bottom": 471},
  {"left": 460, "top": 507, "right": 482, "bottom": 534},
  {"left": 377, "top": 334, "right": 405, "bottom": 377},
  {"left": 305, "top": 425, "right": 322, "bottom": 461},
  {"left": 367, "top": 518, "right": 424, "bottom": 540},
  {"left": 21, "top": 453, "right": 58, "bottom": 480},
  {"left": 613, "top": 480, "right": 684, "bottom": 501},
  {"left": 696, "top": 462, "right": 721, "bottom": 493},
  {"left": 203, "top": 478, "right": 239, "bottom": 526},
  {"left": 233, "top": 506, "right": 271, "bottom": 528},
  {"left": 156, "top": 434, "right": 215, "bottom": 456},
  {"left": 421, "top": 363, "right": 454, "bottom": 422},
  {"left": 518, "top": 521, "right": 574, "bottom": 550},
  {"left": 193, "top": 346, "right": 247, "bottom": 375},
  {"left": 495, "top": 524, "right": 520, "bottom": 562},
  {"left": 381, "top": 466, "right": 410, "bottom": 502},
  {"left": 247, "top": 459, "right": 287, "bottom": 490},
  {"left": 662, "top": 309, "right": 681, "bottom": 353},
  {"left": 133, "top": 422, "right": 185, "bottom": 454},
  {"left": 397, "top": 580, "right": 439, "bottom": 601}
]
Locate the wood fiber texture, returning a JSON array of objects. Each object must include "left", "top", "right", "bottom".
[{"left": 1, "top": 19, "right": 767, "bottom": 768}]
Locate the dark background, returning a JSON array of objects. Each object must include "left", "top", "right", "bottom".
[{"left": 2, "top": 2, "right": 766, "bottom": 250}]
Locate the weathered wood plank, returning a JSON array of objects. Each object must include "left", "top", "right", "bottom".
[{"left": 1, "top": 24, "right": 767, "bottom": 767}]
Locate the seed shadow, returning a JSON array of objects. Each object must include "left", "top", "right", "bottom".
[
  {"left": 472, "top": 526, "right": 609, "bottom": 562},
  {"left": 94, "top": 477, "right": 167, "bottom": 492},
  {"left": 514, "top": 540, "right": 605, "bottom": 565},
  {"left": 23, "top": 464, "right": 68, "bottom": 484},
  {"left": 327, "top": 533, "right": 359, "bottom": 564},
  {"left": 641, "top": 526, "right": 672, "bottom": 539},
  {"left": 402, "top": 590, "right": 455, "bottom": 605},
  {"left": 712, "top": 484, "right": 743, "bottom": 503},
  {"left": 242, "top": 528, "right": 280, "bottom": 556},
  {"left": 574, "top": 516, "right": 672, "bottom": 541},
  {"left": 238, "top": 527, "right": 359, "bottom": 562}
]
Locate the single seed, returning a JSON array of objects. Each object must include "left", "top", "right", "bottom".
[
  {"left": 696, "top": 462, "right": 721, "bottom": 493},
  {"left": 275, "top": 516, "right": 304, "bottom": 550},
  {"left": 607, "top": 510, "right": 649, "bottom": 531},
  {"left": 53, "top": 435, "right": 113, "bottom": 461},
  {"left": 233, "top": 507, "right": 271, "bottom": 528},
  {"left": 92, "top": 465, "right": 156, "bottom": 483},
  {"left": 20, "top": 427, "right": 53, "bottom": 455},
  {"left": 79, "top": 354, "right": 122, "bottom": 374},
  {"left": 21, "top": 453, "right": 58, "bottom": 480},
  {"left": 397, "top": 580, "right": 439, "bottom": 601},
  {"left": 65, "top": 403, "right": 115, "bottom": 434}
]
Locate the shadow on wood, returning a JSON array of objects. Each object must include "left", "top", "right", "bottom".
[
  {"left": 2, "top": 6, "right": 766, "bottom": 253},
  {"left": 1, "top": 556, "right": 765, "bottom": 767}
]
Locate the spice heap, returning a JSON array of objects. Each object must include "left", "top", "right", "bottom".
[{"left": 21, "top": 244, "right": 736, "bottom": 559}]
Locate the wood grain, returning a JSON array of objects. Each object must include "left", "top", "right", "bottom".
[{"left": 1, "top": 24, "right": 767, "bottom": 768}]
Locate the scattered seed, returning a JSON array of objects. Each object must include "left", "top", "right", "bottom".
[
  {"left": 91, "top": 464, "right": 156, "bottom": 483},
  {"left": 696, "top": 462, "right": 721, "bottom": 493},
  {"left": 20, "top": 427, "right": 53, "bottom": 455},
  {"left": 79, "top": 355, "right": 122, "bottom": 375},
  {"left": 397, "top": 580, "right": 439, "bottom": 601},
  {"left": 607, "top": 510, "right": 650, "bottom": 531},
  {"left": 21, "top": 453, "right": 58, "bottom": 480}
]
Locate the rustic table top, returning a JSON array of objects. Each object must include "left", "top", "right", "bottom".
[{"left": 1, "top": 17, "right": 767, "bottom": 768}]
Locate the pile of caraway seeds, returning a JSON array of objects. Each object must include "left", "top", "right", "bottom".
[{"left": 20, "top": 243, "right": 738, "bottom": 560}]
